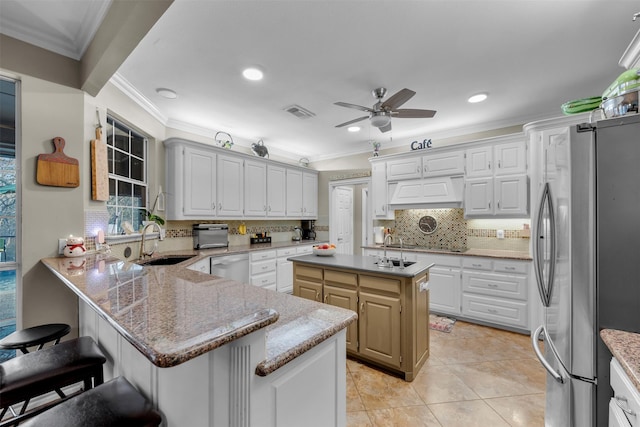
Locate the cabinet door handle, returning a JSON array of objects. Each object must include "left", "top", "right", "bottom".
[
  {"left": 218, "top": 203, "right": 222, "bottom": 210},
  {"left": 264, "top": 205, "right": 267, "bottom": 212},
  {"left": 324, "top": 294, "right": 328, "bottom": 303},
  {"left": 360, "top": 302, "right": 364, "bottom": 313},
  {"left": 268, "top": 205, "right": 271, "bottom": 212},
  {"left": 488, "top": 201, "right": 491, "bottom": 209},
  {"left": 417, "top": 166, "right": 421, "bottom": 173},
  {"left": 488, "top": 161, "right": 492, "bottom": 170},
  {"left": 316, "top": 291, "right": 320, "bottom": 301},
  {"left": 614, "top": 396, "right": 636, "bottom": 416}
]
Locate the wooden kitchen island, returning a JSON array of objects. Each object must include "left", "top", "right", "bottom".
[
  {"left": 291, "top": 253, "right": 433, "bottom": 381},
  {"left": 41, "top": 253, "right": 356, "bottom": 427}
]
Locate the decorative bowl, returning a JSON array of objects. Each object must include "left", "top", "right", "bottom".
[{"left": 313, "top": 247, "right": 336, "bottom": 256}]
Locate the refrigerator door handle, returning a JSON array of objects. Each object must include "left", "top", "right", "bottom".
[
  {"left": 531, "top": 324, "right": 564, "bottom": 384},
  {"left": 533, "top": 183, "right": 556, "bottom": 307}
]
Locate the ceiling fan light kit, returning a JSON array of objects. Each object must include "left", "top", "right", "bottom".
[
  {"left": 334, "top": 87, "right": 436, "bottom": 133},
  {"left": 370, "top": 112, "right": 391, "bottom": 128}
]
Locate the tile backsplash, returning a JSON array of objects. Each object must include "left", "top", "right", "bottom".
[{"left": 376, "top": 209, "right": 530, "bottom": 252}]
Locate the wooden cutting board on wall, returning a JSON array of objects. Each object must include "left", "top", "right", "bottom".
[
  {"left": 36, "top": 137, "right": 79, "bottom": 187},
  {"left": 91, "top": 127, "right": 109, "bottom": 201}
]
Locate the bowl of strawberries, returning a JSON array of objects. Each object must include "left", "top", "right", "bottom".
[{"left": 313, "top": 243, "right": 336, "bottom": 256}]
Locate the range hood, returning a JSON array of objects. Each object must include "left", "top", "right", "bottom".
[{"left": 388, "top": 176, "right": 464, "bottom": 209}]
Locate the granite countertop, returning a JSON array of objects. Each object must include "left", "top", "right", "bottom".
[
  {"left": 41, "top": 250, "right": 356, "bottom": 375},
  {"left": 289, "top": 253, "right": 434, "bottom": 277},
  {"left": 601, "top": 329, "right": 640, "bottom": 392},
  {"left": 168, "top": 239, "right": 323, "bottom": 259},
  {"left": 363, "top": 245, "right": 532, "bottom": 261}
]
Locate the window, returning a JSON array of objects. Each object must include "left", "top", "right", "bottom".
[
  {"left": 0, "top": 76, "right": 19, "bottom": 361},
  {"left": 105, "top": 115, "right": 147, "bottom": 235}
]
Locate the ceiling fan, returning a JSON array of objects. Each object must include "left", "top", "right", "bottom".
[{"left": 334, "top": 88, "right": 436, "bottom": 133}]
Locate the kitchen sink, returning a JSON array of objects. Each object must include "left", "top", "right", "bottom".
[
  {"left": 137, "top": 255, "right": 196, "bottom": 266},
  {"left": 375, "top": 260, "right": 416, "bottom": 267},
  {"left": 383, "top": 244, "right": 417, "bottom": 249}
]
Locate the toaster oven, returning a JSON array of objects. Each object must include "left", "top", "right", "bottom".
[{"left": 193, "top": 224, "right": 228, "bottom": 249}]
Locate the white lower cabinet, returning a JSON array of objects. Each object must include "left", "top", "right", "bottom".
[
  {"left": 610, "top": 357, "right": 640, "bottom": 427},
  {"left": 250, "top": 250, "right": 277, "bottom": 291},
  {"left": 417, "top": 253, "right": 462, "bottom": 316},
  {"left": 461, "top": 257, "right": 529, "bottom": 330},
  {"left": 276, "top": 247, "right": 296, "bottom": 294},
  {"left": 250, "top": 244, "right": 316, "bottom": 293}
]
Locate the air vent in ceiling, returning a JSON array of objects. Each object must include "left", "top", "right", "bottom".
[{"left": 284, "top": 104, "right": 316, "bottom": 119}]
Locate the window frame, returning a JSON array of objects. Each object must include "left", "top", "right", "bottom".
[{"left": 105, "top": 114, "right": 149, "bottom": 236}]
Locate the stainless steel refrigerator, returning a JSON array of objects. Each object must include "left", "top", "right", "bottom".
[{"left": 531, "top": 113, "right": 640, "bottom": 427}]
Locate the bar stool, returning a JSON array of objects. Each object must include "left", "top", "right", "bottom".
[
  {"left": 0, "top": 336, "right": 106, "bottom": 424},
  {"left": 0, "top": 323, "right": 71, "bottom": 354},
  {"left": 16, "top": 377, "right": 162, "bottom": 427}
]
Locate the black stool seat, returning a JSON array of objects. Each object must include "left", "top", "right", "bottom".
[
  {"left": 0, "top": 336, "right": 106, "bottom": 410},
  {"left": 20, "top": 376, "right": 162, "bottom": 427},
  {"left": 0, "top": 323, "right": 70, "bottom": 353}
]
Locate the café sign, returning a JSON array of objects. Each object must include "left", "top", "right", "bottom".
[{"left": 410, "top": 138, "right": 432, "bottom": 151}]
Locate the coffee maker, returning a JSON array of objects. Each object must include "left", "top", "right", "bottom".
[{"left": 301, "top": 220, "right": 316, "bottom": 240}]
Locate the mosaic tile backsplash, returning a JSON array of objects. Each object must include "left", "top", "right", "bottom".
[{"left": 376, "top": 209, "right": 530, "bottom": 252}]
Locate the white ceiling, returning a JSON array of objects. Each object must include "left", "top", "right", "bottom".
[{"left": 2, "top": 0, "right": 640, "bottom": 162}]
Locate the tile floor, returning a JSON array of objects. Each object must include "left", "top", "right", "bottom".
[{"left": 346, "top": 320, "right": 546, "bottom": 426}]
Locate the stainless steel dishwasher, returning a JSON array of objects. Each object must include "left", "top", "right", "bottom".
[{"left": 210, "top": 253, "right": 250, "bottom": 284}]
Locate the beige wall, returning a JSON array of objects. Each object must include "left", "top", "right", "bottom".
[{"left": 20, "top": 75, "right": 85, "bottom": 334}]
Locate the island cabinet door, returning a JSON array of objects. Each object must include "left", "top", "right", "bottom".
[
  {"left": 358, "top": 290, "right": 401, "bottom": 369},
  {"left": 324, "top": 284, "right": 358, "bottom": 352},
  {"left": 295, "top": 279, "right": 322, "bottom": 302}
]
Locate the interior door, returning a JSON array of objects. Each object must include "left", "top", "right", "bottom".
[{"left": 333, "top": 186, "right": 353, "bottom": 254}]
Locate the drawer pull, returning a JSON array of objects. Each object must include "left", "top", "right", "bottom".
[
  {"left": 487, "top": 309, "right": 498, "bottom": 314},
  {"left": 488, "top": 283, "right": 498, "bottom": 288},
  {"left": 614, "top": 396, "right": 636, "bottom": 416},
  {"left": 504, "top": 266, "right": 516, "bottom": 270},
  {"left": 472, "top": 263, "right": 482, "bottom": 268}
]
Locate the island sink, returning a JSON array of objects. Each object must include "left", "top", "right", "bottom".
[{"left": 376, "top": 260, "right": 416, "bottom": 267}]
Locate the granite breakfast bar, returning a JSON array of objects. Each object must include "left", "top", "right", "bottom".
[{"left": 41, "top": 253, "right": 357, "bottom": 427}]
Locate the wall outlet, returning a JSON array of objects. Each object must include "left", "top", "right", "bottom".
[
  {"left": 58, "top": 238, "right": 67, "bottom": 255},
  {"left": 497, "top": 229, "right": 505, "bottom": 239}
]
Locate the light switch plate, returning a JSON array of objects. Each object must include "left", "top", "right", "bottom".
[
  {"left": 497, "top": 229, "right": 505, "bottom": 239},
  {"left": 58, "top": 238, "right": 67, "bottom": 254}
]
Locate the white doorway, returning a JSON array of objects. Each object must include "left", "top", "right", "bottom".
[
  {"left": 333, "top": 186, "right": 353, "bottom": 254},
  {"left": 329, "top": 177, "right": 371, "bottom": 256}
]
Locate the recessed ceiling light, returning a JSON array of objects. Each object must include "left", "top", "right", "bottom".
[
  {"left": 468, "top": 93, "right": 488, "bottom": 103},
  {"left": 347, "top": 126, "right": 361, "bottom": 132},
  {"left": 156, "top": 88, "right": 177, "bottom": 99},
  {"left": 242, "top": 67, "right": 264, "bottom": 81}
]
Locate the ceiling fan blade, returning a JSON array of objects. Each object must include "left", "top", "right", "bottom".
[
  {"left": 393, "top": 108, "right": 437, "bottom": 118},
  {"left": 379, "top": 122, "right": 392, "bottom": 133},
  {"left": 334, "top": 102, "right": 373, "bottom": 113},
  {"left": 380, "top": 88, "right": 415, "bottom": 110},
  {"left": 335, "top": 116, "right": 369, "bottom": 128}
]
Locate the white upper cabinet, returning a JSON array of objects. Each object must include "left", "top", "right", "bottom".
[
  {"left": 267, "top": 165, "right": 286, "bottom": 217},
  {"left": 183, "top": 146, "right": 217, "bottom": 217},
  {"left": 217, "top": 154, "right": 244, "bottom": 217},
  {"left": 164, "top": 138, "right": 317, "bottom": 220},
  {"left": 386, "top": 150, "right": 465, "bottom": 180},
  {"left": 286, "top": 168, "right": 303, "bottom": 217},
  {"left": 302, "top": 172, "right": 318, "bottom": 218},
  {"left": 387, "top": 157, "right": 422, "bottom": 181},
  {"left": 422, "top": 151, "right": 465, "bottom": 177},
  {"left": 494, "top": 141, "right": 527, "bottom": 176},
  {"left": 464, "top": 137, "right": 528, "bottom": 218},
  {"left": 371, "top": 161, "right": 393, "bottom": 219},
  {"left": 244, "top": 159, "right": 267, "bottom": 217},
  {"left": 465, "top": 146, "right": 493, "bottom": 177}
]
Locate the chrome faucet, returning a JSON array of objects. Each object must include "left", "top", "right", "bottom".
[
  {"left": 140, "top": 222, "right": 164, "bottom": 259},
  {"left": 398, "top": 237, "right": 405, "bottom": 269},
  {"left": 379, "top": 234, "right": 394, "bottom": 268}
]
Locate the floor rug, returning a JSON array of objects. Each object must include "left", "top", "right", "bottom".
[{"left": 429, "top": 314, "right": 456, "bottom": 333}]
